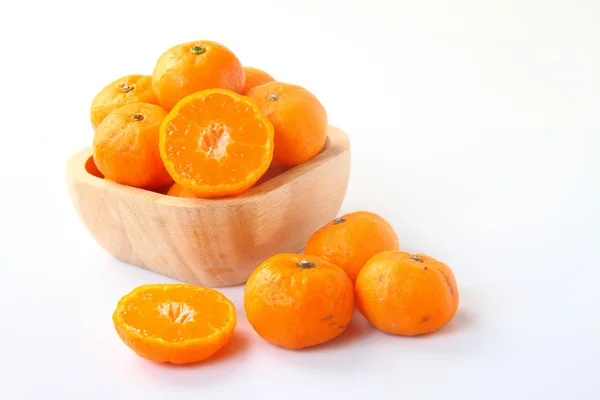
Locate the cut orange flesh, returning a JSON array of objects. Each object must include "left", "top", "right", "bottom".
[
  {"left": 159, "top": 88, "right": 274, "bottom": 198},
  {"left": 112, "top": 284, "right": 236, "bottom": 364}
]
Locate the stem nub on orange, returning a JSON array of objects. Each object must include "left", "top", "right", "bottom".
[
  {"left": 93, "top": 103, "right": 173, "bottom": 189},
  {"left": 152, "top": 40, "right": 244, "bottom": 110},
  {"left": 305, "top": 211, "right": 400, "bottom": 282},
  {"left": 246, "top": 82, "right": 327, "bottom": 168},
  {"left": 90, "top": 75, "right": 159, "bottom": 129},
  {"left": 244, "top": 253, "right": 354, "bottom": 350},
  {"left": 355, "top": 251, "right": 459, "bottom": 336}
]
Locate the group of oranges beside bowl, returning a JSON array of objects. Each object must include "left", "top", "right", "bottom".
[{"left": 112, "top": 211, "right": 459, "bottom": 363}]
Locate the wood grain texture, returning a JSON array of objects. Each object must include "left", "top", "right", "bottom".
[{"left": 66, "top": 125, "right": 351, "bottom": 287}]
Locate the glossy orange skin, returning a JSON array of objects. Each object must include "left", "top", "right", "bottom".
[
  {"left": 355, "top": 251, "right": 459, "bottom": 336},
  {"left": 90, "top": 75, "right": 159, "bottom": 129},
  {"left": 241, "top": 67, "right": 275, "bottom": 94},
  {"left": 152, "top": 40, "right": 244, "bottom": 110},
  {"left": 93, "top": 103, "right": 173, "bottom": 189},
  {"left": 246, "top": 82, "right": 327, "bottom": 167},
  {"left": 112, "top": 284, "right": 236, "bottom": 364},
  {"left": 244, "top": 253, "right": 354, "bottom": 350},
  {"left": 304, "top": 211, "right": 400, "bottom": 282}
]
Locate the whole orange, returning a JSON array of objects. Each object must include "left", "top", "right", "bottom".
[
  {"left": 93, "top": 103, "right": 173, "bottom": 189},
  {"left": 90, "top": 75, "right": 159, "bottom": 129},
  {"left": 244, "top": 253, "right": 354, "bottom": 350},
  {"left": 246, "top": 82, "right": 327, "bottom": 167},
  {"left": 304, "top": 211, "right": 400, "bottom": 282},
  {"left": 152, "top": 40, "right": 244, "bottom": 110},
  {"left": 355, "top": 251, "right": 459, "bottom": 336},
  {"left": 241, "top": 67, "right": 275, "bottom": 94}
]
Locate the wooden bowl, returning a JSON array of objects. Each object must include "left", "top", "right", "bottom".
[{"left": 66, "top": 126, "right": 351, "bottom": 287}]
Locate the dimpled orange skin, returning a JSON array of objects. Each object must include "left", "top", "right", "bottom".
[
  {"left": 355, "top": 251, "right": 459, "bottom": 336},
  {"left": 304, "top": 211, "right": 400, "bottom": 282},
  {"left": 152, "top": 40, "right": 244, "bottom": 110},
  {"left": 90, "top": 75, "right": 159, "bottom": 129},
  {"left": 241, "top": 67, "right": 275, "bottom": 94},
  {"left": 93, "top": 103, "right": 173, "bottom": 189},
  {"left": 246, "top": 82, "right": 327, "bottom": 167},
  {"left": 244, "top": 253, "right": 354, "bottom": 350}
]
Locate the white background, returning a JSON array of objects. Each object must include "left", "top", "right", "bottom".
[{"left": 1, "top": 0, "right": 599, "bottom": 399}]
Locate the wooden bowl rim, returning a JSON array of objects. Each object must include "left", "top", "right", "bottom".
[{"left": 66, "top": 125, "right": 350, "bottom": 207}]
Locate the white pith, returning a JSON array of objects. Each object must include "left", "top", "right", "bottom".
[
  {"left": 157, "top": 302, "right": 196, "bottom": 324},
  {"left": 196, "top": 121, "right": 231, "bottom": 159}
]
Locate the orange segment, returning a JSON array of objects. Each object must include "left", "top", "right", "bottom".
[
  {"left": 112, "top": 284, "right": 236, "bottom": 364},
  {"left": 159, "top": 88, "right": 274, "bottom": 198}
]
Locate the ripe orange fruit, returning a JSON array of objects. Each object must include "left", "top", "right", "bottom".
[
  {"left": 90, "top": 75, "right": 159, "bottom": 129},
  {"left": 244, "top": 253, "right": 354, "bottom": 350},
  {"left": 355, "top": 251, "right": 459, "bottom": 336},
  {"left": 166, "top": 183, "right": 200, "bottom": 198},
  {"left": 152, "top": 40, "right": 244, "bottom": 110},
  {"left": 241, "top": 67, "right": 275, "bottom": 94},
  {"left": 304, "top": 211, "right": 400, "bottom": 282},
  {"left": 159, "top": 88, "right": 274, "bottom": 198},
  {"left": 112, "top": 284, "right": 236, "bottom": 364},
  {"left": 93, "top": 103, "right": 173, "bottom": 189},
  {"left": 246, "top": 82, "right": 327, "bottom": 167}
]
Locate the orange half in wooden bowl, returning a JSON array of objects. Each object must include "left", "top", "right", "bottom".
[{"left": 66, "top": 126, "right": 350, "bottom": 287}]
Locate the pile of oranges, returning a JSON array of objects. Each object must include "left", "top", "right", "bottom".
[
  {"left": 98, "top": 39, "right": 460, "bottom": 364},
  {"left": 113, "top": 211, "right": 459, "bottom": 363},
  {"left": 90, "top": 40, "right": 327, "bottom": 199}
]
